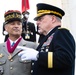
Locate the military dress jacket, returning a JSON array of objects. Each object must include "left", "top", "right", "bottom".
[
  {"left": 0, "top": 38, "right": 37, "bottom": 75},
  {"left": 31, "top": 26, "right": 75, "bottom": 75}
]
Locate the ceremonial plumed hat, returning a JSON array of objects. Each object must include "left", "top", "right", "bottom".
[
  {"left": 4, "top": 10, "right": 22, "bottom": 24},
  {"left": 34, "top": 3, "right": 65, "bottom": 21}
]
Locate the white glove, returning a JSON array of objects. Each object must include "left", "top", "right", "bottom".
[{"left": 18, "top": 47, "right": 39, "bottom": 61}]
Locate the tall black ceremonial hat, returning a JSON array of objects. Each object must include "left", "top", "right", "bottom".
[
  {"left": 34, "top": 3, "right": 65, "bottom": 21},
  {"left": 4, "top": 10, "right": 22, "bottom": 24}
]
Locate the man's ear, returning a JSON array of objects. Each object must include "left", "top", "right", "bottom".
[
  {"left": 3, "top": 25, "right": 8, "bottom": 35},
  {"left": 4, "top": 25, "right": 8, "bottom": 31},
  {"left": 51, "top": 15, "right": 57, "bottom": 23}
]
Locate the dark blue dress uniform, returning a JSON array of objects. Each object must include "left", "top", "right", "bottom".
[
  {"left": 31, "top": 26, "right": 75, "bottom": 75},
  {"left": 31, "top": 3, "right": 75, "bottom": 75}
]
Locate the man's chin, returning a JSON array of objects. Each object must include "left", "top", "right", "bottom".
[{"left": 12, "top": 33, "right": 21, "bottom": 36}]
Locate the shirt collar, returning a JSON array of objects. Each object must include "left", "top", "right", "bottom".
[{"left": 8, "top": 36, "right": 21, "bottom": 45}]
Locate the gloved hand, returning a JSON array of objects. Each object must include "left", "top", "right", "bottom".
[{"left": 18, "top": 47, "right": 39, "bottom": 61}]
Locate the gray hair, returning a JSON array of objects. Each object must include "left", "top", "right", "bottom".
[{"left": 56, "top": 16, "right": 61, "bottom": 22}]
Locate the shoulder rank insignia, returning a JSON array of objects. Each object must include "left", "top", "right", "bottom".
[
  {"left": 58, "top": 27, "right": 69, "bottom": 31},
  {"left": 0, "top": 53, "right": 4, "bottom": 58}
]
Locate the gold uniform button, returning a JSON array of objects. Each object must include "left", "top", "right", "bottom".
[
  {"left": 10, "top": 67, "right": 13, "bottom": 70},
  {"left": 31, "top": 70, "right": 33, "bottom": 73},
  {"left": 10, "top": 59, "right": 13, "bottom": 62}
]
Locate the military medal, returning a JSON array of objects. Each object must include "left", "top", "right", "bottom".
[
  {"left": 25, "top": 31, "right": 30, "bottom": 39},
  {"left": 25, "top": 23, "right": 30, "bottom": 39},
  {"left": 25, "top": 34, "right": 30, "bottom": 39}
]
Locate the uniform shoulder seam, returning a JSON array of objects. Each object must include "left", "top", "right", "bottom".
[{"left": 58, "top": 27, "right": 69, "bottom": 31}]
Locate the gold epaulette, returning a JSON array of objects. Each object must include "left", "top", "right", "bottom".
[{"left": 58, "top": 27, "right": 69, "bottom": 31}]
